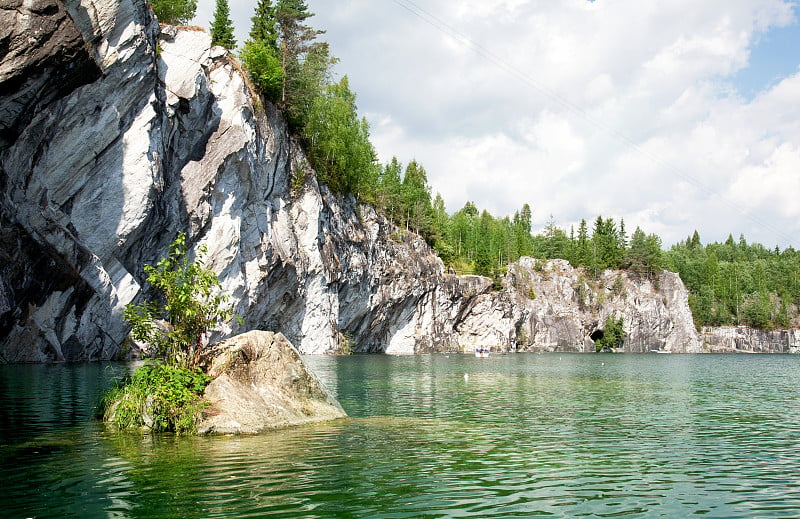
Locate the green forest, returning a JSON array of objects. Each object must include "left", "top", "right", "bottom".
[{"left": 163, "top": 0, "right": 800, "bottom": 332}]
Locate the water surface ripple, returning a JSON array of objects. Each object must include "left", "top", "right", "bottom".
[{"left": 2, "top": 354, "right": 800, "bottom": 517}]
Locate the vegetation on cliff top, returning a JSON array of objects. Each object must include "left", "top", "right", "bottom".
[
  {"left": 150, "top": 0, "right": 197, "bottom": 25},
  {"left": 240, "top": 0, "right": 376, "bottom": 191},
  {"left": 210, "top": 0, "right": 236, "bottom": 49},
  {"left": 229, "top": 3, "right": 668, "bottom": 277},
  {"left": 668, "top": 233, "right": 800, "bottom": 330}
]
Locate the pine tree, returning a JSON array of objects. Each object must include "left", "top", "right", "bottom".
[
  {"left": 303, "top": 76, "right": 377, "bottom": 197},
  {"left": 592, "top": 216, "right": 623, "bottom": 271},
  {"left": 378, "top": 157, "right": 403, "bottom": 222},
  {"left": 689, "top": 230, "right": 701, "bottom": 249},
  {"left": 275, "top": 0, "right": 325, "bottom": 125},
  {"left": 431, "top": 193, "right": 449, "bottom": 247},
  {"left": 474, "top": 211, "right": 495, "bottom": 276},
  {"left": 401, "top": 160, "right": 433, "bottom": 236},
  {"left": 625, "top": 227, "right": 649, "bottom": 276},
  {"left": 514, "top": 203, "right": 533, "bottom": 257},
  {"left": 249, "top": 0, "right": 278, "bottom": 48},
  {"left": 150, "top": 0, "right": 197, "bottom": 25},
  {"left": 241, "top": 0, "right": 283, "bottom": 99},
  {"left": 210, "top": 0, "right": 237, "bottom": 50},
  {"left": 575, "top": 219, "right": 590, "bottom": 267}
]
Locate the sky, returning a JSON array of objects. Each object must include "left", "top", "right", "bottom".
[{"left": 193, "top": 1, "right": 800, "bottom": 249}]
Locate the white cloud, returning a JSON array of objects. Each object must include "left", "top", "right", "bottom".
[
  {"left": 193, "top": 0, "right": 800, "bottom": 247},
  {"left": 729, "top": 143, "right": 800, "bottom": 218}
]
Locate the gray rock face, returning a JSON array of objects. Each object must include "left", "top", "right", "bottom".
[
  {"left": 489, "top": 258, "right": 702, "bottom": 353},
  {"left": 196, "top": 330, "right": 346, "bottom": 434},
  {"left": 0, "top": 0, "right": 103, "bottom": 151},
  {"left": 0, "top": 0, "right": 705, "bottom": 362},
  {"left": 701, "top": 326, "right": 800, "bottom": 353},
  {"left": 1, "top": 0, "right": 158, "bottom": 362}
]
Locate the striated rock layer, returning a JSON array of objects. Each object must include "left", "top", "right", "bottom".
[{"left": 1, "top": 0, "right": 705, "bottom": 362}]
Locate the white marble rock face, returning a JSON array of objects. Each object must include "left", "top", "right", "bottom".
[{"left": 0, "top": 0, "right": 707, "bottom": 362}]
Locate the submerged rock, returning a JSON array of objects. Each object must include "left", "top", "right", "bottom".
[{"left": 195, "top": 331, "right": 346, "bottom": 434}]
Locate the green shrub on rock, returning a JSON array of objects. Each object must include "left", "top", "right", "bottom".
[
  {"left": 123, "top": 232, "right": 233, "bottom": 369},
  {"left": 150, "top": 0, "right": 197, "bottom": 25},
  {"left": 595, "top": 315, "right": 626, "bottom": 352},
  {"left": 102, "top": 363, "right": 211, "bottom": 434},
  {"left": 105, "top": 233, "right": 233, "bottom": 433},
  {"left": 240, "top": 40, "right": 283, "bottom": 100}
]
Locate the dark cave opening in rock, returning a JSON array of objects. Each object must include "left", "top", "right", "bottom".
[{"left": 590, "top": 329, "right": 604, "bottom": 342}]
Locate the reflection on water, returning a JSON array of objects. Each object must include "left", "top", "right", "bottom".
[
  {"left": 2, "top": 355, "right": 800, "bottom": 517},
  {"left": 0, "top": 363, "right": 131, "bottom": 444}
]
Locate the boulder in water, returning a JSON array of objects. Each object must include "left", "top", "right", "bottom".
[{"left": 196, "top": 330, "right": 346, "bottom": 434}]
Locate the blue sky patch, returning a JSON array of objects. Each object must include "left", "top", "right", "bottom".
[{"left": 733, "top": 16, "right": 800, "bottom": 101}]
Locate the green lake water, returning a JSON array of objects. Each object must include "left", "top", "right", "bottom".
[{"left": 2, "top": 353, "right": 800, "bottom": 518}]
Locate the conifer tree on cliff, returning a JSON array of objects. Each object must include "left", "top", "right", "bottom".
[
  {"left": 210, "top": 0, "right": 237, "bottom": 50},
  {"left": 241, "top": 0, "right": 283, "bottom": 100},
  {"left": 243, "top": 0, "right": 330, "bottom": 125},
  {"left": 250, "top": 0, "right": 279, "bottom": 48},
  {"left": 150, "top": 0, "right": 197, "bottom": 25},
  {"left": 274, "top": 0, "right": 329, "bottom": 128}
]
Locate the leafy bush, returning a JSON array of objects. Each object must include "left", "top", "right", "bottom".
[
  {"left": 106, "top": 233, "right": 233, "bottom": 434},
  {"left": 595, "top": 315, "right": 626, "bottom": 352},
  {"left": 123, "top": 233, "right": 232, "bottom": 369},
  {"left": 102, "top": 363, "right": 211, "bottom": 434},
  {"left": 240, "top": 40, "right": 283, "bottom": 101}
]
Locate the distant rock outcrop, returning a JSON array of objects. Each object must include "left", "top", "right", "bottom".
[
  {"left": 442, "top": 258, "right": 702, "bottom": 354},
  {"left": 196, "top": 331, "right": 346, "bottom": 434},
  {"left": 0, "top": 0, "right": 706, "bottom": 362},
  {"left": 701, "top": 326, "right": 800, "bottom": 353}
]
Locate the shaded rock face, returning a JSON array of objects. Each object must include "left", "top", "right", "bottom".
[
  {"left": 196, "top": 331, "right": 346, "bottom": 434},
  {"left": 1, "top": 0, "right": 159, "bottom": 362},
  {"left": 0, "top": 0, "right": 103, "bottom": 150},
  {"left": 0, "top": 0, "right": 704, "bottom": 362}
]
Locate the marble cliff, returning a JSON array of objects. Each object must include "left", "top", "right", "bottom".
[{"left": 0, "top": 0, "right": 707, "bottom": 362}]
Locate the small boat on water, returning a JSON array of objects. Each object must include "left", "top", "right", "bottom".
[{"left": 474, "top": 347, "right": 490, "bottom": 358}]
